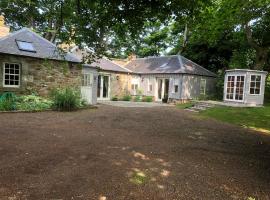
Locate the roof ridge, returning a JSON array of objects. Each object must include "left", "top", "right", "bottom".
[
  {"left": 104, "top": 57, "right": 132, "bottom": 72},
  {"left": 132, "top": 55, "right": 178, "bottom": 61}
]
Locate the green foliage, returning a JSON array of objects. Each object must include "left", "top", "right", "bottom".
[
  {"left": 142, "top": 96, "right": 153, "bottom": 102},
  {"left": 215, "top": 70, "right": 226, "bottom": 100},
  {"left": 50, "top": 87, "right": 81, "bottom": 111},
  {"left": 111, "top": 96, "right": 118, "bottom": 101},
  {"left": 17, "top": 95, "right": 53, "bottom": 111},
  {"left": 265, "top": 76, "right": 270, "bottom": 103},
  {"left": 134, "top": 95, "right": 142, "bottom": 102},
  {"left": 122, "top": 95, "right": 132, "bottom": 101},
  {"left": 0, "top": 92, "right": 17, "bottom": 111}
]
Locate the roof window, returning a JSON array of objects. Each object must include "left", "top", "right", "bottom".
[{"left": 16, "top": 40, "right": 36, "bottom": 52}]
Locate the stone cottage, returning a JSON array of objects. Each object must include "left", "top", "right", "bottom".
[{"left": 0, "top": 25, "right": 81, "bottom": 96}]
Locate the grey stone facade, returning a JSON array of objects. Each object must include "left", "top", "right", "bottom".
[{"left": 0, "top": 54, "right": 81, "bottom": 96}]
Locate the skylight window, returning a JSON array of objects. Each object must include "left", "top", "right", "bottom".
[{"left": 16, "top": 40, "right": 36, "bottom": 52}]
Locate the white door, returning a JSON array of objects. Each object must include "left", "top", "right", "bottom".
[
  {"left": 81, "top": 73, "right": 93, "bottom": 104},
  {"left": 225, "top": 75, "right": 245, "bottom": 102},
  {"left": 97, "top": 75, "right": 110, "bottom": 100}
]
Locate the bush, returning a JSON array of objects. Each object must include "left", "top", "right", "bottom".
[
  {"left": 17, "top": 95, "right": 53, "bottom": 111},
  {"left": 0, "top": 92, "right": 17, "bottom": 111},
  {"left": 122, "top": 95, "right": 132, "bottom": 101},
  {"left": 50, "top": 87, "right": 81, "bottom": 111},
  {"left": 142, "top": 96, "right": 153, "bottom": 102},
  {"left": 111, "top": 96, "right": 118, "bottom": 101},
  {"left": 134, "top": 95, "right": 142, "bottom": 102}
]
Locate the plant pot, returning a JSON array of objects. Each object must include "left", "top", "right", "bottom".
[{"left": 162, "top": 98, "right": 168, "bottom": 103}]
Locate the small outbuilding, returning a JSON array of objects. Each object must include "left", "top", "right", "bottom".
[{"left": 224, "top": 69, "right": 268, "bottom": 106}]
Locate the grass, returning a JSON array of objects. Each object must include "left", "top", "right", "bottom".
[
  {"left": 200, "top": 104, "right": 270, "bottom": 133},
  {"left": 176, "top": 102, "right": 194, "bottom": 109}
]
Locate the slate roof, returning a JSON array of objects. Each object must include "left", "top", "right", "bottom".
[
  {"left": 89, "top": 58, "right": 131, "bottom": 73},
  {"left": 124, "top": 55, "right": 216, "bottom": 77},
  {"left": 0, "top": 28, "right": 80, "bottom": 63}
]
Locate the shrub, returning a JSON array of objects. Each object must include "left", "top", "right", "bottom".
[
  {"left": 134, "top": 95, "right": 142, "bottom": 102},
  {"left": 50, "top": 87, "right": 81, "bottom": 111},
  {"left": 17, "top": 95, "right": 53, "bottom": 111},
  {"left": 0, "top": 92, "right": 17, "bottom": 111},
  {"left": 122, "top": 95, "right": 132, "bottom": 101},
  {"left": 111, "top": 96, "right": 118, "bottom": 101},
  {"left": 142, "top": 96, "right": 153, "bottom": 102}
]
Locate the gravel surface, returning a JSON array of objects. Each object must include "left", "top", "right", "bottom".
[{"left": 0, "top": 105, "right": 269, "bottom": 200}]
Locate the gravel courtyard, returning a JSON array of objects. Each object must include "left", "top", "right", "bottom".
[{"left": 0, "top": 105, "right": 270, "bottom": 200}]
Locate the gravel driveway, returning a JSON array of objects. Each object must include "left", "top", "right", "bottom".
[{"left": 0, "top": 105, "right": 269, "bottom": 200}]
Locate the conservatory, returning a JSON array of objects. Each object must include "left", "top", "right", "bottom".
[{"left": 224, "top": 69, "right": 267, "bottom": 106}]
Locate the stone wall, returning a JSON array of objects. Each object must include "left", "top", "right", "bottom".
[
  {"left": 108, "top": 72, "right": 132, "bottom": 97},
  {"left": 0, "top": 54, "right": 81, "bottom": 96}
]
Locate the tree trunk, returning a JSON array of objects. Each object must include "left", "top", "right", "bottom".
[
  {"left": 244, "top": 22, "right": 269, "bottom": 70},
  {"left": 254, "top": 48, "right": 268, "bottom": 70},
  {"left": 178, "top": 23, "right": 189, "bottom": 54}
]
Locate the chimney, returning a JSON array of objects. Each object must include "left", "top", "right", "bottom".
[
  {"left": 128, "top": 53, "right": 137, "bottom": 61},
  {"left": 0, "top": 15, "right": 10, "bottom": 38}
]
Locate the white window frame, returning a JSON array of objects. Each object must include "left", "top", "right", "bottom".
[
  {"left": 82, "top": 73, "right": 92, "bottom": 87},
  {"left": 200, "top": 79, "right": 206, "bottom": 95},
  {"left": 3, "top": 62, "right": 21, "bottom": 88},
  {"left": 225, "top": 74, "right": 246, "bottom": 102},
  {"left": 249, "top": 74, "right": 262, "bottom": 95}
]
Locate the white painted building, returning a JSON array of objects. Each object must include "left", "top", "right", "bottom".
[{"left": 224, "top": 69, "right": 268, "bottom": 106}]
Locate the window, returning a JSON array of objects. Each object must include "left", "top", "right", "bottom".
[
  {"left": 172, "top": 78, "right": 179, "bottom": 93},
  {"left": 16, "top": 40, "right": 36, "bottom": 52},
  {"left": 250, "top": 75, "right": 261, "bottom": 95},
  {"left": 200, "top": 79, "right": 206, "bottom": 95},
  {"left": 147, "top": 78, "right": 152, "bottom": 92},
  {"left": 82, "top": 74, "right": 91, "bottom": 86},
  {"left": 131, "top": 84, "right": 138, "bottom": 90},
  {"left": 235, "top": 76, "right": 245, "bottom": 100},
  {"left": 3, "top": 63, "right": 20, "bottom": 87},
  {"left": 174, "top": 85, "right": 179, "bottom": 93}
]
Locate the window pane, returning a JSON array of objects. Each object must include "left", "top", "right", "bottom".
[
  {"left": 16, "top": 40, "right": 36, "bottom": 52},
  {"left": 255, "top": 89, "right": 260, "bottom": 94},
  {"left": 256, "top": 76, "right": 261, "bottom": 82},
  {"left": 250, "top": 82, "right": 255, "bottom": 88},
  {"left": 251, "top": 75, "right": 256, "bottom": 81}
]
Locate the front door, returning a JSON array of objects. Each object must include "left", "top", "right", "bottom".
[
  {"left": 81, "top": 73, "right": 93, "bottom": 104},
  {"left": 226, "top": 75, "right": 245, "bottom": 102},
  {"left": 157, "top": 78, "right": 169, "bottom": 101},
  {"left": 97, "top": 75, "right": 110, "bottom": 100}
]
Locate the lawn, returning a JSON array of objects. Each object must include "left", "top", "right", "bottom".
[{"left": 200, "top": 104, "right": 270, "bottom": 133}]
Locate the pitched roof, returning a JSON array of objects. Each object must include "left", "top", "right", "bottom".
[
  {"left": 124, "top": 55, "right": 216, "bottom": 77},
  {"left": 90, "top": 58, "right": 131, "bottom": 73},
  {"left": 0, "top": 28, "right": 80, "bottom": 63}
]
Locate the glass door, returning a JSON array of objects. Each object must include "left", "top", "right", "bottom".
[
  {"left": 226, "top": 75, "right": 245, "bottom": 102},
  {"left": 158, "top": 79, "right": 163, "bottom": 100},
  {"left": 97, "top": 75, "right": 110, "bottom": 100}
]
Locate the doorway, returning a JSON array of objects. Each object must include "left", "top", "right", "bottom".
[
  {"left": 97, "top": 75, "right": 110, "bottom": 100},
  {"left": 225, "top": 75, "right": 245, "bottom": 102},
  {"left": 157, "top": 78, "right": 169, "bottom": 101}
]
